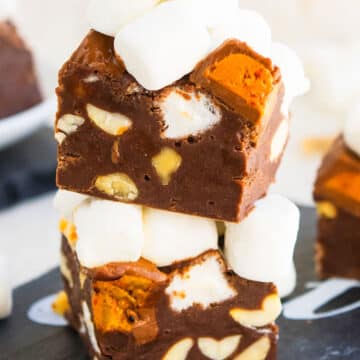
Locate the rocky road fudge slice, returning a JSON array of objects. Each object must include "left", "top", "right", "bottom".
[
  {"left": 60, "top": 236, "right": 280, "bottom": 360},
  {"left": 314, "top": 136, "right": 360, "bottom": 279},
  {"left": 0, "top": 21, "right": 41, "bottom": 119},
  {"left": 55, "top": 31, "right": 287, "bottom": 222}
]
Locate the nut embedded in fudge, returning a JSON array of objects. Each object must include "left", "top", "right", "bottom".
[
  {"left": 0, "top": 21, "right": 42, "bottom": 119},
  {"left": 314, "top": 136, "right": 360, "bottom": 279},
  {"left": 61, "top": 235, "right": 280, "bottom": 360},
  {"left": 56, "top": 31, "right": 287, "bottom": 222}
]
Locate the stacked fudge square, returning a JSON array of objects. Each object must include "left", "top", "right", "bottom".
[
  {"left": 314, "top": 113, "right": 360, "bottom": 280},
  {"left": 53, "top": 1, "right": 308, "bottom": 359}
]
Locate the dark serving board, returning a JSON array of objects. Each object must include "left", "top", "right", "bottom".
[{"left": 0, "top": 207, "right": 359, "bottom": 360}]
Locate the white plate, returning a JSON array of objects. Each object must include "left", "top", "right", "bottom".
[{"left": 0, "top": 96, "right": 57, "bottom": 151}]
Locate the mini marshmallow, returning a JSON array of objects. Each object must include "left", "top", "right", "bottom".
[
  {"left": 225, "top": 194, "right": 300, "bottom": 298},
  {"left": 270, "top": 119, "right": 289, "bottom": 162},
  {"left": 160, "top": 88, "right": 221, "bottom": 139},
  {"left": 54, "top": 190, "right": 89, "bottom": 221},
  {"left": 210, "top": 9, "right": 272, "bottom": 57},
  {"left": 165, "top": 253, "right": 236, "bottom": 312},
  {"left": 271, "top": 42, "right": 310, "bottom": 114},
  {"left": 74, "top": 199, "right": 144, "bottom": 268},
  {"left": 189, "top": 0, "right": 239, "bottom": 27},
  {"left": 0, "top": 256, "right": 12, "bottom": 319},
  {"left": 87, "top": 0, "right": 160, "bottom": 36},
  {"left": 114, "top": 0, "right": 210, "bottom": 90},
  {"left": 142, "top": 208, "right": 218, "bottom": 267},
  {"left": 344, "top": 102, "right": 360, "bottom": 157}
]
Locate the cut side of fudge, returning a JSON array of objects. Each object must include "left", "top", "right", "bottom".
[
  {"left": 61, "top": 236, "right": 280, "bottom": 360},
  {"left": 55, "top": 31, "right": 287, "bottom": 223},
  {"left": 314, "top": 136, "right": 360, "bottom": 279},
  {"left": 0, "top": 21, "right": 42, "bottom": 119}
]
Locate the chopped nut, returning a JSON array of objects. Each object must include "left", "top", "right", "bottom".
[
  {"left": 56, "top": 114, "right": 85, "bottom": 144},
  {"left": 60, "top": 252, "right": 73, "bottom": 288},
  {"left": 87, "top": 104, "right": 132, "bottom": 136},
  {"left": 95, "top": 173, "right": 139, "bottom": 201},
  {"left": 316, "top": 201, "right": 337, "bottom": 219},
  {"left": 230, "top": 294, "right": 281, "bottom": 327},
  {"left": 52, "top": 291, "right": 70, "bottom": 317},
  {"left": 198, "top": 335, "right": 241, "bottom": 360},
  {"left": 233, "top": 336, "right": 270, "bottom": 360},
  {"left": 152, "top": 147, "right": 182, "bottom": 185},
  {"left": 163, "top": 338, "right": 194, "bottom": 360}
]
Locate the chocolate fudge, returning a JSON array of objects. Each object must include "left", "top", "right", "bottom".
[
  {"left": 314, "top": 137, "right": 360, "bottom": 279},
  {"left": 55, "top": 31, "right": 287, "bottom": 223},
  {"left": 60, "top": 235, "right": 280, "bottom": 360},
  {"left": 0, "top": 21, "right": 42, "bottom": 119}
]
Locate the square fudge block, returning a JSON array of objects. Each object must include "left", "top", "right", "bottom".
[
  {"left": 55, "top": 31, "right": 287, "bottom": 223},
  {"left": 0, "top": 21, "right": 42, "bottom": 119},
  {"left": 314, "top": 136, "right": 360, "bottom": 279},
  {"left": 60, "top": 236, "right": 280, "bottom": 360}
]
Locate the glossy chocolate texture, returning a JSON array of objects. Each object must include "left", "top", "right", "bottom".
[
  {"left": 56, "top": 31, "right": 286, "bottom": 222},
  {"left": 0, "top": 21, "right": 42, "bottom": 119},
  {"left": 314, "top": 137, "right": 360, "bottom": 280},
  {"left": 62, "top": 237, "right": 278, "bottom": 360}
]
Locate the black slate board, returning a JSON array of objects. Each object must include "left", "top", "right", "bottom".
[{"left": 0, "top": 207, "right": 359, "bottom": 360}]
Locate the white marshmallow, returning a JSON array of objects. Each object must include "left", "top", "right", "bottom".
[
  {"left": 54, "top": 190, "right": 89, "bottom": 221},
  {"left": 74, "top": 199, "right": 144, "bottom": 268},
  {"left": 142, "top": 208, "right": 218, "bottom": 267},
  {"left": 271, "top": 42, "right": 310, "bottom": 114},
  {"left": 344, "top": 102, "right": 360, "bottom": 157},
  {"left": 166, "top": 253, "right": 236, "bottom": 312},
  {"left": 114, "top": 0, "right": 211, "bottom": 90},
  {"left": 0, "top": 0, "right": 16, "bottom": 20},
  {"left": 87, "top": 0, "right": 160, "bottom": 37},
  {"left": 189, "top": 0, "right": 239, "bottom": 27},
  {"left": 210, "top": 9, "right": 272, "bottom": 57},
  {"left": 270, "top": 119, "right": 289, "bottom": 162},
  {"left": 0, "top": 256, "right": 12, "bottom": 319},
  {"left": 160, "top": 88, "right": 221, "bottom": 139},
  {"left": 225, "top": 194, "right": 300, "bottom": 298}
]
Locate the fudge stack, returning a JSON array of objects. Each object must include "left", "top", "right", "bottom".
[
  {"left": 314, "top": 112, "right": 360, "bottom": 280},
  {"left": 53, "top": 1, "right": 308, "bottom": 359}
]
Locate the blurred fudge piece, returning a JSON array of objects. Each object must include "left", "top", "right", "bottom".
[
  {"left": 55, "top": 31, "right": 287, "bottom": 222},
  {"left": 0, "top": 21, "right": 42, "bottom": 119},
  {"left": 314, "top": 137, "right": 360, "bottom": 279}
]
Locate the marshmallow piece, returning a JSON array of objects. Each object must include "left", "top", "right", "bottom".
[
  {"left": 142, "top": 208, "right": 218, "bottom": 267},
  {"left": 344, "top": 102, "right": 360, "bottom": 157},
  {"left": 114, "top": 0, "right": 211, "bottom": 91},
  {"left": 74, "top": 199, "right": 144, "bottom": 268},
  {"left": 166, "top": 253, "right": 236, "bottom": 312},
  {"left": 0, "top": 0, "right": 16, "bottom": 20},
  {"left": 271, "top": 42, "right": 310, "bottom": 113},
  {"left": 225, "top": 194, "right": 300, "bottom": 298},
  {"left": 270, "top": 119, "right": 289, "bottom": 162},
  {"left": 54, "top": 190, "right": 89, "bottom": 221},
  {"left": 87, "top": 0, "right": 160, "bottom": 37},
  {"left": 190, "top": 0, "right": 239, "bottom": 27},
  {"left": 210, "top": 9, "right": 272, "bottom": 57},
  {"left": 0, "top": 256, "right": 12, "bottom": 319},
  {"left": 160, "top": 88, "right": 221, "bottom": 139}
]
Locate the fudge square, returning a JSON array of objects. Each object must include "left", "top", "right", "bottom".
[
  {"left": 0, "top": 20, "right": 42, "bottom": 119},
  {"left": 60, "top": 236, "right": 280, "bottom": 360},
  {"left": 314, "top": 137, "right": 360, "bottom": 279},
  {"left": 55, "top": 31, "right": 288, "bottom": 223}
]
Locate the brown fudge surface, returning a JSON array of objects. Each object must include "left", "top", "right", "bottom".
[
  {"left": 61, "top": 237, "right": 278, "bottom": 360},
  {"left": 314, "top": 136, "right": 360, "bottom": 279},
  {"left": 316, "top": 206, "right": 360, "bottom": 280},
  {"left": 0, "top": 20, "right": 42, "bottom": 119},
  {"left": 55, "top": 31, "right": 286, "bottom": 223}
]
